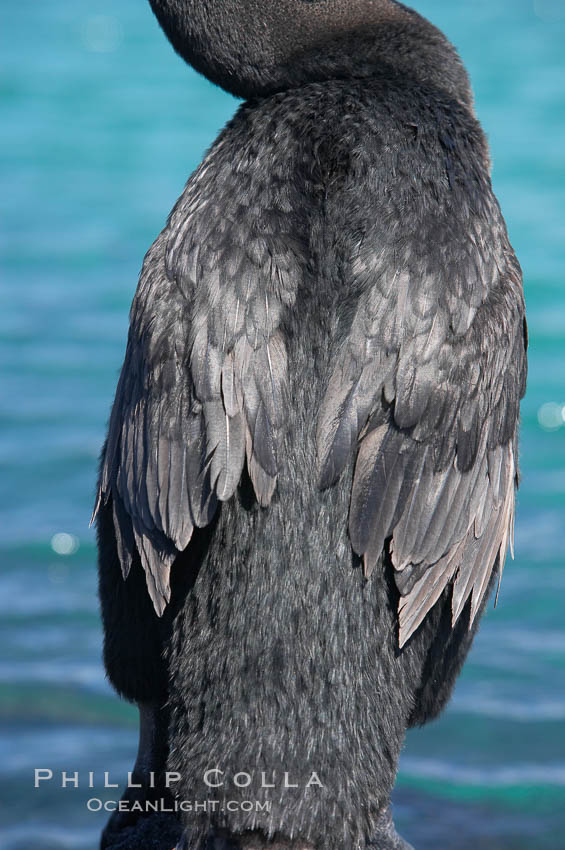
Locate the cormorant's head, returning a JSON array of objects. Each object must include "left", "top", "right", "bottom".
[{"left": 148, "top": 0, "right": 472, "bottom": 105}]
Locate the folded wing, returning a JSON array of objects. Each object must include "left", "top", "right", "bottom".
[
  {"left": 317, "top": 162, "right": 527, "bottom": 647},
  {"left": 95, "top": 133, "right": 301, "bottom": 614}
]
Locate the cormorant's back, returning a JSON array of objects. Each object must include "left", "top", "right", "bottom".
[{"left": 96, "top": 3, "right": 527, "bottom": 849}]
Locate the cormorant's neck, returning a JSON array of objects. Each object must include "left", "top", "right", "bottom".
[{"left": 148, "top": 0, "right": 472, "bottom": 107}]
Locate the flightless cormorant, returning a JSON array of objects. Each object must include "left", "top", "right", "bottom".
[{"left": 94, "top": 1, "right": 528, "bottom": 848}]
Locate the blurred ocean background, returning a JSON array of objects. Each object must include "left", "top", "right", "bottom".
[{"left": 1, "top": 0, "right": 564, "bottom": 847}]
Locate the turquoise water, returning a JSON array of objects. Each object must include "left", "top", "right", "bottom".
[{"left": 1, "top": 0, "right": 564, "bottom": 847}]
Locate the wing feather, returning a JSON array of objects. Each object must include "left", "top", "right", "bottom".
[
  {"left": 316, "top": 140, "right": 527, "bottom": 647},
  {"left": 94, "top": 130, "right": 301, "bottom": 612}
]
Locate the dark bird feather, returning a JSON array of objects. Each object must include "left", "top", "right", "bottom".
[
  {"left": 94, "top": 141, "right": 302, "bottom": 610},
  {"left": 95, "top": 3, "right": 528, "bottom": 847}
]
